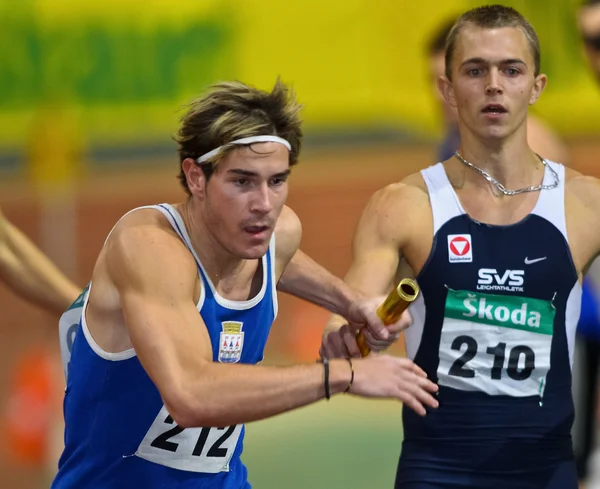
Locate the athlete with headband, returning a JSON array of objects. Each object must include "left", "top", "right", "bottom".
[{"left": 51, "top": 79, "right": 439, "bottom": 489}]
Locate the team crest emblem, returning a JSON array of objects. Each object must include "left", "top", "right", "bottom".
[{"left": 218, "top": 321, "right": 244, "bottom": 363}]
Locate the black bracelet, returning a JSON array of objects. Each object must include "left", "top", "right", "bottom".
[
  {"left": 344, "top": 357, "right": 354, "bottom": 393},
  {"left": 320, "top": 356, "right": 330, "bottom": 400}
]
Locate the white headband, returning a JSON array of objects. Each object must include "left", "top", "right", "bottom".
[{"left": 196, "top": 135, "right": 291, "bottom": 164}]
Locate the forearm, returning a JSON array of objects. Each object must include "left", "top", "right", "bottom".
[
  {"left": 0, "top": 223, "right": 80, "bottom": 313},
  {"left": 175, "top": 359, "right": 352, "bottom": 428},
  {"left": 277, "top": 249, "right": 359, "bottom": 317}
]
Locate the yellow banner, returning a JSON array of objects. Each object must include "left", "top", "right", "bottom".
[{"left": 0, "top": 0, "right": 597, "bottom": 155}]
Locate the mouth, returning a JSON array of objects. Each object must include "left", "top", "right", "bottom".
[
  {"left": 243, "top": 225, "right": 271, "bottom": 238},
  {"left": 481, "top": 104, "right": 508, "bottom": 115}
]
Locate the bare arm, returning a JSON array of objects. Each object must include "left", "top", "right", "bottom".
[
  {"left": 324, "top": 183, "right": 415, "bottom": 335},
  {"left": 107, "top": 209, "right": 439, "bottom": 425},
  {"left": 274, "top": 205, "right": 359, "bottom": 317},
  {"left": 108, "top": 222, "right": 354, "bottom": 428},
  {"left": 278, "top": 251, "right": 359, "bottom": 317},
  {"left": 565, "top": 172, "right": 600, "bottom": 275},
  {"left": 275, "top": 204, "right": 405, "bottom": 356},
  {"left": 0, "top": 209, "right": 80, "bottom": 314}
]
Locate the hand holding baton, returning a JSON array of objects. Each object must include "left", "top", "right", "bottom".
[{"left": 356, "top": 278, "right": 420, "bottom": 357}]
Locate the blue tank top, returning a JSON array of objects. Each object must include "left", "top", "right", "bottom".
[
  {"left": 52, "top": 204, "right": 278, "bottom": 489},
  {"left": 397, "top": 163, "right": 581, "bottom": 483}
]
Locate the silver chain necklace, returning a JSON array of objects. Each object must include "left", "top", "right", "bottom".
[{"left": 453, "top": 151, "right": 559, "bottom": 196}]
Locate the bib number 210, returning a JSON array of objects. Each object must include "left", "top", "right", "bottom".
[{"left": 449, "top": 335, "right": 535, "bottom": 381}]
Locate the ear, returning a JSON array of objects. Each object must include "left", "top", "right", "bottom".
[
  {"left": 437, "top": 76, "right": 457, "bottom": 109},
  {"left": 182, "top": 158, "right": 207, "bottom": 199},
  {"left": 528, "top": 73, "right": 547, "bottom": 106}
]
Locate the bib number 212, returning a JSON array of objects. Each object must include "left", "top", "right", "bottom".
[{"left": 150, "top": 414, "right": 236, "bottom": 457}]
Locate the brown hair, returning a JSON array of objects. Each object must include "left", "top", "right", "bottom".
[
  {"left": 174, "top": 78, "right": 303, "bottom": 193},
  {"left": 444, "top": 5, "right": 541, "bottom": 80}
]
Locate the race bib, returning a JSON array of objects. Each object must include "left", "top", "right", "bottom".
[
  {"left": 136, "top": 405, "right": 243, "bottom": 473},
  {"left": 58, "top": 284, "right": 90, "bottom": 379},
  {"left": 437, "top": 289, "right": 555, "bottom": 397}
]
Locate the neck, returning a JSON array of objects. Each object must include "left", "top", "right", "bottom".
[
  {"left": 177, "top": 199, "right": 247, "bottom": 283},
  {"left": 456, "top": 124, "right": 542, "bottom": 191}
]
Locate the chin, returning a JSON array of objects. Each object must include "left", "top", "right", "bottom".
[
  {"left": 236, "top": 242, "right": 270, "bottom": 260},
  {"left": 476, "top": 127, "right": 511, "bottom": 141},
  {"left": 238, "top": 249, "right": 268, "bottom": 260}
]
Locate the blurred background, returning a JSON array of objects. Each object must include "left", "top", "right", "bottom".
[{"left": 0, "top": 0, "right": 599, "bottom": 487}]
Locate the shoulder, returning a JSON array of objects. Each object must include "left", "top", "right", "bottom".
[
  {"left": 274, "top": 205, "right": 302, "bottom": 261},
  {"left": 356, "top": 171, "right": 430, "bottom": 244},
  {"left": 564, "top": 169, "right": 600, "bottom": 240},
  {"left": 103, "top": 208, "right": 197, "bottom": 287},
  {"left": 565, "top": 168, "right": 600, "bottom": 211},
  {"left": 107, "top": 208, "right": 187, "bottom": 254},
  {"left": 274, "top": 205, "right": 301, "bottom": 239},
  {"left": 362, "top": 171, "right": 429, "bottom": 220}
]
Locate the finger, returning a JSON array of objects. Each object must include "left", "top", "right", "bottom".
[
  {"left": 385, "top": 310, "right": 413, "bottom": 335},
  {"left": 363, "top": 329, "right": 388, "bottom": 352},
  {"left": 333, "top": 332, "right": 348, "bottom": 357},
  {"left": 397, "top": 358, "right": 428, "bottom": 378},
  {"left": 340, "top": 325, "right": 361, "bottom": 358},
  {"left": 390, "top": 332, "right": 401, "bottom": 341},
  {"left": 417, "top": 376, "right": 439, "bottom": 393},
  {"left": 385, "top": 320, "right": 409, "bottom": 335},
  {"left": 417, "top": 377, "right": 440, "bottom": 394},
  {"left": 372, "top": 331, "right": 400, "bottom": 346},
  {"left": 412, "top": 363, "right": 429, "bottom": 378},
  {"left": 364, "top": 328, "right": 399, "bottom": 352},
  {"left": 320, "top": 337, "right": 335, "bottom": 358},
  {"left": 414, "top": 387, "right": 439, "bottom": 409},
  {"left": 399, "top": 393, "right": 426, "bottom": 417},
  {"left": 365, "top": 315, "right": 389, "bottom": 341},
  {"left": 324, "top": 331, "right": 347, "bottom": 358},
  {"left": 398, "top": 371, "right": 438, "bottom": 403}
]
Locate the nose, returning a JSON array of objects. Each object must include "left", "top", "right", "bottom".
[
  {"left": 251, "top": 184, "right": 273, "bottom": 214},
  {"left": 485, "top": 68, "right": 503, "bottom": 95}
]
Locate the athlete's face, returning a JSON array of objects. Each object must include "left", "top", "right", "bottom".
[
  {"left": 579, "top": 3, "right": 600, "bottom": 82},
  {"left": 438, "top": 25, "right": 546, "bottom": 142},
  {"left": 201, "top": 143, "right": 290, "bottom": 259}
]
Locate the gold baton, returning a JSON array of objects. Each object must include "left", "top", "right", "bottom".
[{"left": 356, "top": 278, "right": 419, "bottom": 357}]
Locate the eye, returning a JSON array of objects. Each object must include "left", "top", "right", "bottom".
[
  {"left": 506, "top": 67, "right": 520, "bottom": 76},
  {"left": 467, "top": 68, "right": 482, "bottom": 77},
  {"left": 270, "top": 177, "right": 288, "bottom": 187},
  {"left": 233, "top": 178, "right": 250, "bottom": 187}
]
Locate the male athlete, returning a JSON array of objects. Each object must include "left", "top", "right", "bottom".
[
  {"left": 51, "top": 79, "right": 438, "bottom": 489},
  {"left": 325, "top": 5, "right": 600, "bottom": 488}
]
